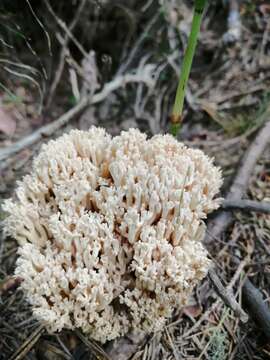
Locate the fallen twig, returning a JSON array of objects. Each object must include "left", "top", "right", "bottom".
[
  {"left": 0, "top": 65, "right": 155, "bottom": 164},
  {"left": 208, "top": 267, "right": 248, "bottom": 323},
  {"left": 9, "top": 325, "right": 45, "bottom": 360},
  {"left": 222, "top": 199, "right": 270, "bottom": 214},
  {"left": 242, "top": 279, "right": 270, "bottom": 340}
]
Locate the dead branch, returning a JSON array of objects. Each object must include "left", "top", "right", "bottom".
[
  {"left": 205, "top": 120, "right": 270, "bottom": 243},
  {"left": 0, "top": 65, "right": 155, "bottom": 164},
  {"left": 242, "top": 279, "right": 270, "bottom": 340},
  {"left": 222, "top": 199, "right": 270, "bottom": 214},
  {"left": 208, "top": 268, "right": 248, "bottom": 323},
  {"left": 0, "top": 97, "right": 88, "bottom": 165}
]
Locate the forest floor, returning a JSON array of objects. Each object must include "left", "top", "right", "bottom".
[{"left": 0, "top": 1, "right": 270, "bottom": 359}]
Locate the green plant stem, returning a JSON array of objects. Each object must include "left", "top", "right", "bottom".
[{"left": 171, "top": 0, "right": 207, "bottom": 136}]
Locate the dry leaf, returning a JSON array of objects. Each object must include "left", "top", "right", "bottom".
[
  {"left": 183, "top": 305, "right": 202, "bottom": 319},
  {"left": 0, "top": 107, "right": 16, "bottom": 135}
]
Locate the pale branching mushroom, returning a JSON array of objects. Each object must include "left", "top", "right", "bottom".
[{"left": 3, "top": 127, "right": 222, "bottom": 342}]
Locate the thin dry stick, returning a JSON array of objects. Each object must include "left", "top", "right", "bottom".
[
  {"left": 25, "top": 0, "right": 51, "bottom": 56},
  {"left": 165, "top": 328, "right": 181, "bottom": 360},
  {"left": 9, "top": 325, "right": 45, "bottom": 360},
  {"left": 222, "top": 198, "right": 270, "bottom": 214},
  {"left": 0, "top": 65, "right": 155, "bottom": 164},
  {"left": 208, "top": 267, "right": 248, "bottom": 323},
  {"left": 46, "top": 0, "right": 87, "bottom": 108},
  {"left": 44, "top": 0, "right": 88, "bottom": 58}
]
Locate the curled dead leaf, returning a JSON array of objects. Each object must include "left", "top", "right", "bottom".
[{"left": 183, "top": 305, "right": 202, "bottom": 319}]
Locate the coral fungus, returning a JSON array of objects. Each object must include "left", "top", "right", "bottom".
[{"left": 3, "top": 127, "right": 222, "bottom": 342}]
